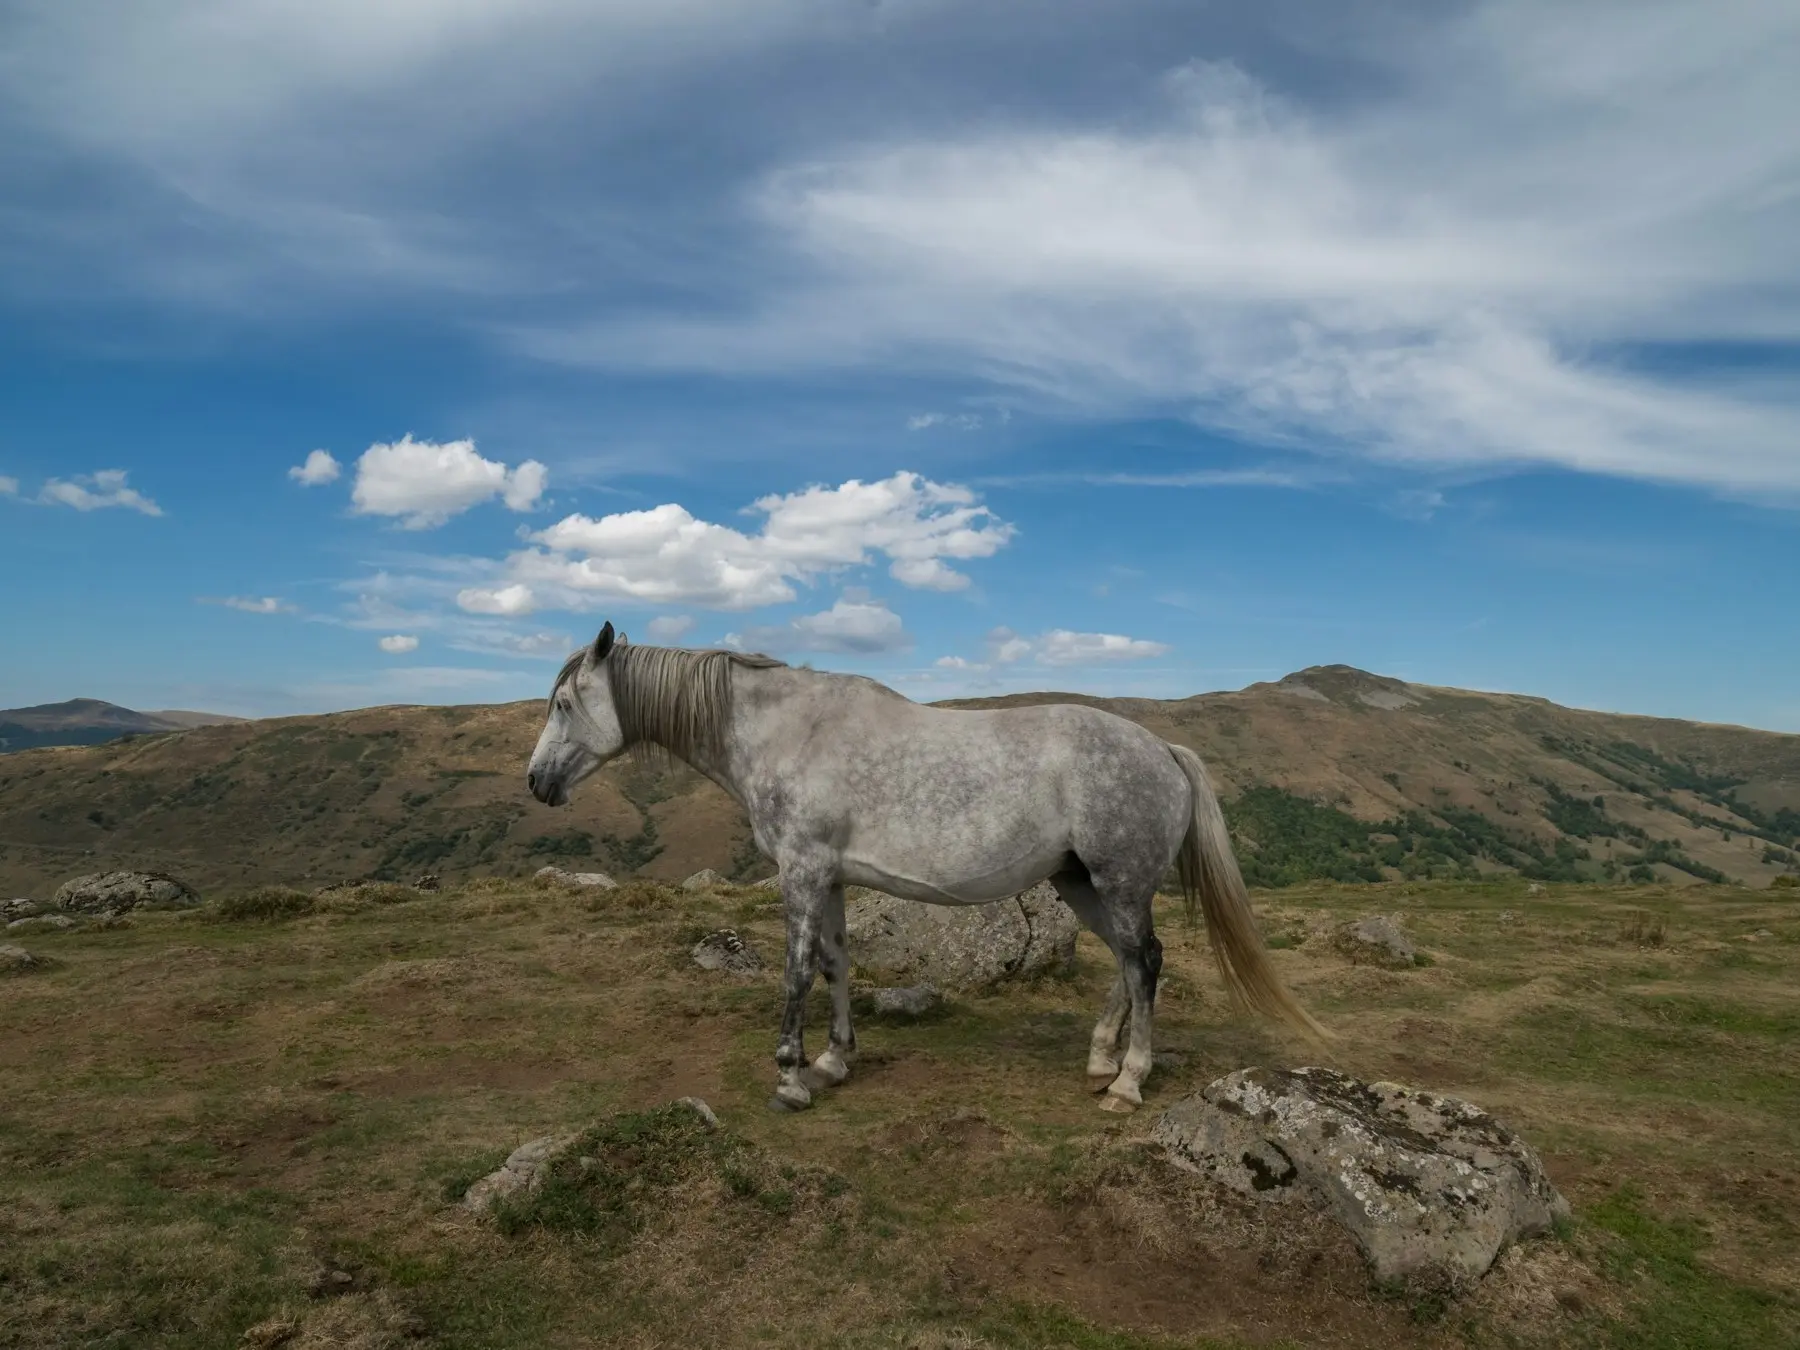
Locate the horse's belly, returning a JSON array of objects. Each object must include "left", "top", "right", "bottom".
[{"left": 840, "top": 840, "right": 1066, "bottom": 906}]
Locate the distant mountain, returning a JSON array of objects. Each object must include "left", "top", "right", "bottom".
[
  {"left": 0, "top": 667, "right": 1795, "bottom": 897},
  {"left": 0, "top": 699, "right": 244, "bottom": 753}
]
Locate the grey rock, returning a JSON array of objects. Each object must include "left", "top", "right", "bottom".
[
  {"left": 682, "top": 868, "right": 729, "bottom": 891},
  {"left": 3, "top": 898, "right": 41, "bottom": 921},
  {"left": 846, "top": 880, "right": 1078, "bottom": 990},
  {"left": 1327, "top": 914, "right": 1418, "bottom": 968},
  {"left": 7, "top": 914, "right": 77, "bottom": 933},
  {"left": 867, "top": 983, "right": 941, "bottom": 1017},
  {"left": 54, "top": 870, "right": 200, "bottom": 915},
  {"left": 675, "top": 1096, "right": 721, "bottom": 1128},
  {"left": 751, "top": 875, "right": 781, "bottom": 890},
  {"left": 1, "top": 943, "right": 43, "bottom": 974},
  {"left": 1155, "top": 1066, "right": 1569, "bottom": 1287},
  {"left": 691, "top": 928, "right": 762, "bottom": 974},
  {"left": 463, "top": 1131, "right": 580, "bottom": 1213},
  {"left": 534, "top": 865, "right": 617, "bottom": 889}
]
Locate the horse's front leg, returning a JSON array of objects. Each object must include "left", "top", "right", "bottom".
[
  {"left": 770, "top": 871, "right": 828, "bottom": 1111},
  {"left": 810, "top": 885, "right": 855, "bottom": 1088}
]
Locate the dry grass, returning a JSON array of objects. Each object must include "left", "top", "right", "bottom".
[{"left": 1, "top": 877, "right": 1797, "bottom": 1348}]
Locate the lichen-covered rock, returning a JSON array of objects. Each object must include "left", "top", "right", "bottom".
[
  {"left": 1154, "top": 1066, "right": 1569, "bottom": 1287},
  {"left": 682, "top": 868, "right": 729, "bottom": 891},
  {"left": 534, "top": 865, "right": 617, "bottom": 889},
  {"left": 1, "top": 944, "right": 44, "bottom": 975},
  {"left": 7, "top": 913, "right": 76, "bottom": 933},
  {"left": 1326, "top": 914, "right": 1418, "bottom": 968},
  {"left": 845, "top": 880, "right": 1078, "bottom": 991},
  {"left": 691, "top": 929, "right": 761, "bottom": 974},
  {"left": 54, "top": 870, "right": 200, "bottom": 915},
  {"left": 3, "top": 898, "right": 41, "bottom": 921}
]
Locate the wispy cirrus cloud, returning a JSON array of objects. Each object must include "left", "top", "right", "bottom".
[
  {"left": 37, "top": 470, "right": 163, "bottom": 516},
  {"left": 203, "top": 595, "right": 296, "bottom": 615}
]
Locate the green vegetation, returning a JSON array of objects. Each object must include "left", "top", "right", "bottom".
[
  {"left": 212, "top": 886, "right": 316, "bottom": 922},
  {"left": 525, "top": 829, "right": 594, "bottom": 858}
]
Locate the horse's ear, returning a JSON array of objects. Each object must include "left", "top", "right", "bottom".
[{"left": 592, "top": 622, "right": 615, "bottom": 662}]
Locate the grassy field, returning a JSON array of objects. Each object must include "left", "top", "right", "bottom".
[{"left": 3, "top": 877, "right": 1798, "bottom": 1349}]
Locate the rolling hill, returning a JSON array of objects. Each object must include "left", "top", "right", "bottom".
[
  {"left": 0, "top": 698, "right": 243, "bottom": 753},
  {"left": 1, "top": 664, "right": 1796, "bottom": 898}
]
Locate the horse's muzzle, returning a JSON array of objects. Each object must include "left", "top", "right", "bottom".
[{"left": 527, "top": 771, "right": 566, "bottom": 807}]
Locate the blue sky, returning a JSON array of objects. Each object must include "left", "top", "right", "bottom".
[{"left": 2, "top": 0, "right": 1798, "bottom": 729}]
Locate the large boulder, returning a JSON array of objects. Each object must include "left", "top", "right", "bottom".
[
  {"left": 54, "top": 870, "right": 199, "bottom": 915},
  {"left": 1154, "top": 1067, "right": 1569, "bottom": 1288},
  {"left": 1, "top": 944, "right": 44, "bottom": 975},
  {"left": 845, "top": 880, "right": 1078, "bottom": 991}
]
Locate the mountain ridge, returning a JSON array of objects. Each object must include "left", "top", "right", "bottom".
[{"left": 1, "top": 665, "right": 1795, "bottom": 896}]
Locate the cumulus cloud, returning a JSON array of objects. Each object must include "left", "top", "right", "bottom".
[
  {"left": 207, "top": 596, "right": 295, "bottom": 614},
  {"left": 352, "top": 436, "right": 548, "bottom": 529},
  {"left": 456, "top": 583, "right": 536, "bottom": 616},
  {"left": 646, "top": 615, "right": 696, "bottom": 642},
  {"left": 288, "top": 449, "right": 340, "bottom": 486},
  {"left": 972, "top": 626, "right": 1168, "bottom": 667},
  {"left": 378, "top": 634, "right": 420, "bottom": 653},
  {"left": 510, "top": 470, "right": 1011, "bottom": 610},
  {"left": 730, "top": 594, "right": 912, "bottom": 655},
  {"left": 0, "top": 476, "right": 17, "bottom": 497},
  {"left": 38, "top": 470, "right": 163, "bottom": 515}
]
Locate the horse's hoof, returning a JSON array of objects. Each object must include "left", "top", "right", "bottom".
[
  {"left": 1097, "top": 1093, "right": 1139, "bottom": 1115},
  {"left": 1087, "top": 1071, "right": 1119, "bottom": 1093},
  {"left": 808, "top": 1054, "right": 851, "bottom": 1088}
]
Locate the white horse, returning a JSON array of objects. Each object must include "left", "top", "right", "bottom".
[{"left": 528, "top": 624, "right": 1323, "bottom": 1114}]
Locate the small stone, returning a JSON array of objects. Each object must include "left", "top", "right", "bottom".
[
  {"left": 751, "top": 875, "right": 781, "bottom": 890},
  {"left": 1526, "top": 882, "right": 1545, "bottom": 897},
  {"left": 534, "top": 865, "right": 617, "bottom": 889},
  {"left": 1497, "top": 910, "right": 1519, "bottom": 925},
  {"left": 1327, "top": 914, "right": 1419, "bottom": 968},
  {"left": 867, "top": 983, "right": 941, "bottom": 1017},
  {"left": 6, "top": 914, "right": 76, "bottom": 933},
  {"left": 675, "top": 1096, "right": 721, "bottom": 1128},
  {"left": 682, "top": 868, "right": 729, "bottom": 890},
  {"left": 1, "top": 944, "right": 43, "bottom": 975},
  {"left": 1739, "top": 929, "right": 1775, "bottom": 942},
  {"left": 413, "top": 873, "right": 442, "bottom": 892},
  {"left": 463, "top": 1132, "right": 580, "bottom": 1213},
  {"left": 240, "top": 1317, "right": 299, "bottom": 1348},
  {"left": 691, "top": 929, "right": 761, "bottom": 974}
]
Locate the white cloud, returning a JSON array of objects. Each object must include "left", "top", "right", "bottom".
[
  {"left": 0, "top": 476, "right": 17, "bottom": 497},
  {"left": 208, "top": 596, "right": 295, "bottom": 614},
  {"left": 511, "top": 470, "right": 1012, "bottom": 611},
  {"left": 907, "top": 412, "right": 982, "bottom": 431},
  {"left": 736, "top": 595, "right": 912, "bottom": 655},
  {"left": 378, "top": 634, "right": 420, "bottom": 653},
  {"left": 38, "top": 470, "right": 163, "bottom": 516},
  {"left": 977, "top": 626, "right": 1168, "bottom": 667},
  {"left": 449, "top": 629, "right": 570, "bottom": 659},
  {"left": 646, "top": 614, "right": 696, "bottom": 642},
  {"left": 524, "top": 6, "right": 1800, "bottom": 498},
  {"left": 351, "top": 435, "right": 548, "bottom": 529},
  {"left": 457, "top": 583, "right": 537, "bottom": 616},
  {"left": 288, "top": 449, "right": 340, "bottom": 486},
  {"left": 1036, "top": 629, "right": 1169, "bottom": 666}
]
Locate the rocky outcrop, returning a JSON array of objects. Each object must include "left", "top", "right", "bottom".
[
  {"left": 682, "top": 869, "right": 729, "bottom": 890},
  {"left": 54, "top": 870, "right": 200, "bottom": 915},
  {"left": 1325, "top": 914, "right": 1419, "bottom": 968},
  {"left": 3, "top": 898, "right": 40, "bottom": 921},
  {"left": 1154, "top": 1067, "right": 1569, "bottom": 1287},
  {"left": 846, "top": 880, "right": 1078, "bottom": 991},
  {"left": 7, "top": 913, "right": 76, "bottom": 933},
  {"left": 534, "top": 865, "right": 617, "bottom": 889},
  {"left": 691, "top": 929, "right": 762, "bottom": 974}
]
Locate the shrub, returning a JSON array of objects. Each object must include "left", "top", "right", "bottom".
[
  {"left": 213, "top": 887, "right": 316, "bottom": 922},
  {"left": 1772, "top": 875, "right": 1798, "bottom": 890}
]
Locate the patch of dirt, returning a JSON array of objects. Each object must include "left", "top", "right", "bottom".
[{"left": 348, "top": 1054, "right": 569, "bottom": 1099}]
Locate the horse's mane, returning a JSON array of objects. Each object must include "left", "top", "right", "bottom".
[{"left": 554, "top": 640, "right": 786, "bottom": 766}]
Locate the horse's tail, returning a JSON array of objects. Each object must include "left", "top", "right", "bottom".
[{"left": 1167, "top": 742, "right": 1330, "bottom": 1045}]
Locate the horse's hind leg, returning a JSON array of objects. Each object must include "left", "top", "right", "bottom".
[
  {"left": 1101, "top": 923, "right": 1162, "bottom": 1113},
  {"left": 809, "top": 885, "right": 856, "bottom": 1088},
  {"left": 770, "top": 867, "right": 829, "bottom": 1112},
  {"left": 1051, "top": 871, "right": 1130, "bottom": 1085}
]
